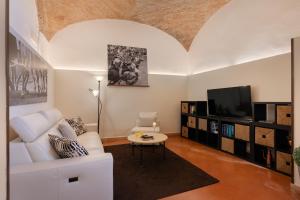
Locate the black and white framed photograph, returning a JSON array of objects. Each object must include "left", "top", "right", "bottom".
[
  {"left": 107, "top": 44, "right": 148, "bottom": 87},
  {"left": 9, "top": 32, "right": 49, "bottom": 106}
]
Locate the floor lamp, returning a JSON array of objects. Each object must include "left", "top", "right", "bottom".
[{"left": 89, "top": 76, "right": 103, "bottom": 134}]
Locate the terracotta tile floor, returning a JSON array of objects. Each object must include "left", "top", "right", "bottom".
[{"left": 103, "top": 135, "right": 300, "bottom": 200}]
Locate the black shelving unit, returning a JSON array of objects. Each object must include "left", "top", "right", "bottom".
[{"left": 181, "top": 101, "right": 293, "bottom": 177}]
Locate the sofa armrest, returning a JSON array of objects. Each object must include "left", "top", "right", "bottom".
[{"left": 10, "top": 153, "right": 113, "bottom": 200}]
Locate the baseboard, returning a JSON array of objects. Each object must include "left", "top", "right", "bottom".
[{"left": 291, "top": 183, "right": 300, "bottom": 192}]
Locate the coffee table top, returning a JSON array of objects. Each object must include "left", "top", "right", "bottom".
[{"left": 127, "top": 133, "right": 168, "bottom": 144}]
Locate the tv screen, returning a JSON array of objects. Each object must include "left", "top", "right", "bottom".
[{"left": 207, "top": 86, "right": 252, "bottom": 118}]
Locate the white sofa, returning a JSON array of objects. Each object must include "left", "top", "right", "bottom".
[{"left": 9, "top": 109, "right": 113, "bottom": 200}]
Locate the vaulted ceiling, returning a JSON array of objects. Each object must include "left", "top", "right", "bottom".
[{"left": 36, "top": 0, "right": 231, "bottom": 50}]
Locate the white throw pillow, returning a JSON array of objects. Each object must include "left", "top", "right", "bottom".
[{"left": 58, "top": 121, "right": 78, "bottom": 140}]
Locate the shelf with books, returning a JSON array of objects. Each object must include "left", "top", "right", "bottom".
[
  {"left": 221, "top": 123, "right": 235, "bottom": 139},
  {"left": 180, "top": 101, "right": 292, "bottom": 177}
]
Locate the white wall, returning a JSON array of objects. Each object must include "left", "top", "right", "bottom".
[
  {"left": 9, "top": 0, "right": 54, "bottom": 119},
  {"left": 188, "top": 53, "right": 291, "bottom": 102},
  {"left": 9, "top": 0, "right": 48, "bottom": 58},
  {"left": 55, "top": 70, "right": 187, "bottom": 137},
  {"left": 49, "top": 20, "right": 189, "bottom": 75},
  {"left": 0, "top": 0, "right": 6, "bottom": 199},
  {"left": 293, "top": 37, "right": 300, "bottom": 186},
  {"left": 189, "top": 0, "right": 300, "bottom": 74}
]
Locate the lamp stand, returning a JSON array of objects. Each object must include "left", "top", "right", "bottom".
[{"left": 97, "top": 80, "right": 100, "bottom": 134}]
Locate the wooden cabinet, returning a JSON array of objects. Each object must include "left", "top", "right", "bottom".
[
  {"left": 198, "top": 118, "right": 207, "bottom": 131},
  {"left": 255, "top": 127, "right": 274, "bottom": 147},
  {"left": 277, "top": 105, "right": 292, "bottom": 126},
  {"left": 276, "top": 151, "right": 291, "bottom": 175},
  {"left": 188, "top": 116, "right": 196, "bottom": 128},
  {"left": 221, "top": 137, "right": 234, "bottom": 154},
  {"left": 235, "top": 124, "right": 250, "bottom": 142},
  {"left": 181, "top": 103, "right": 188, "bottom": 113},
  {"left": 182, "top": 126, "right": 188, "bottom": 138}
]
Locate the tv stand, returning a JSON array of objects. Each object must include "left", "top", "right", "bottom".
[{"left": 181, "top": 101, "right": 292, "bottom": 177}]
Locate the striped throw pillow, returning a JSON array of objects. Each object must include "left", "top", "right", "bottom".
[{"left": 49, "top": 134, "right": 88, "bottom": 158}]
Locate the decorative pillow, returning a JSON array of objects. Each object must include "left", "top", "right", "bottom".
[
  {"left": 58, "top": 121, "right": 78, "bottom": 140},
  {"left": 48, "top": 134, "right": 88, "bottom": 158},
  {"left": 65, "top": 117, "right": 87, "bottom": 136}
]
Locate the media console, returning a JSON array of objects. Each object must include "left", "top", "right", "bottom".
[{"left": 181, "top": 101, "right": 292, "bottom": 177}]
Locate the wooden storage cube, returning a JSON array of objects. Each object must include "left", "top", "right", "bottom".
[
  {"left": 181, "top": 115, "right": 188, "bottom": 127},
  {"left": 208, "top": 133, "right": 219, "bottom": 148},
  {"left": 276, "top": 151, "right": 291, "bottom": 175},
  {"left": 198, "top": 130, "right": 208, "bottom": 144},
  {"left": 188, "top": 128, "right": 197, "bottom": 141},
  {"left": 277, "top": 105, "right": 292, "bottom": 126},
  {"left": 255, "top": 127, "right": 274, "bottom": 147},
  {"left": 181, "top": 103, "right": 188, "bottom": 113},
  {"left": 198, "top": 118, "right": 207, "bottom": 131},
  {"left": 254, "top": 145, "right": 275, "bottom": 168},
  {"left": 188, "top": 116, "right": 196, "bottom": 128},
  {"left": 276, "top": 129, "right": 292, "bottom": 153},
  {"left": 235, "top": 124, "right": 250, "bottom": 142},
  {"left": 221, "top": 137, "right": 234, "bottom": 154},
  {"left": 182, "top": 126, "right": 188, "bottom": 138},
  {"left": 234, "top": 140, "right": 250, "bottom": 159}
]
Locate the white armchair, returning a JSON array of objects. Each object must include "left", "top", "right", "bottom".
[{"left": 131, "top": 112, "right": 160, "bottom": 134}]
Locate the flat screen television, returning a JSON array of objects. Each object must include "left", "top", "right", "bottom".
[{"left": 207, "top": 86, "right": 252, "bottom": 119}]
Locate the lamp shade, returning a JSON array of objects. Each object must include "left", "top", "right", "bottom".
[
  {"left": 95, "top": 76, "right": 104, "bottom": 81},
  {"left": 92, "top": 90, "right": 99, "bottom": 97}
]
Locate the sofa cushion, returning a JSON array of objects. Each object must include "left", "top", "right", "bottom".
[
  {"left": 58, "top": 120, "right": 77, "bottom": 140},
  {"left": 26, "top": 124, "right": 62, "bottom": 162},
  {"left": 9, "top": 139, "right": 33, "bottom": 167},
  {"left": 40, "top": 109, "right": 63, "bottom": 126},
  {"left": 10, "top": 113, "right": 52, "bottom": 143},
  {"left": 77, "top": 132, "right": 104, "bottom": 153},
  {"left": 49, "top": 134, "right": 89, "bottom": 158}
]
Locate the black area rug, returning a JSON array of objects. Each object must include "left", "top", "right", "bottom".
[{"left": 104, "top": 144, "right": 219, "bottom": 200}]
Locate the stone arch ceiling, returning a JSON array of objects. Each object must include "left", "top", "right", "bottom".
[{"left": 36, "top": 0, "right": 231, "bottom": 50}]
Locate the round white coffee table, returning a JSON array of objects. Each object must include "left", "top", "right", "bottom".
[{"left": 127, "top": 133, "right": 168, "bottom": 163}]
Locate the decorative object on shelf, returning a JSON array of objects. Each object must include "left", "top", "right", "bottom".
[
  {"left": 288, "top": 136, "right": 292, "bottom": 147},
  {"left": 190, "top": 105, "right": 196, "bottom": 115},
  {"left": 262, "top": 148, "right": 272, "bottom": 168},
  {"left": 107, "top": 44, "right": 148, "bottom": 87},
  {"left": 210, "top": 121, "right": 219, "bottom": 134},
  {"left": 9, "top": 32, "right": 49, "bottom": 106},
  {"left": 89, "top": 76, "right": 104, "bottom": 134}
]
